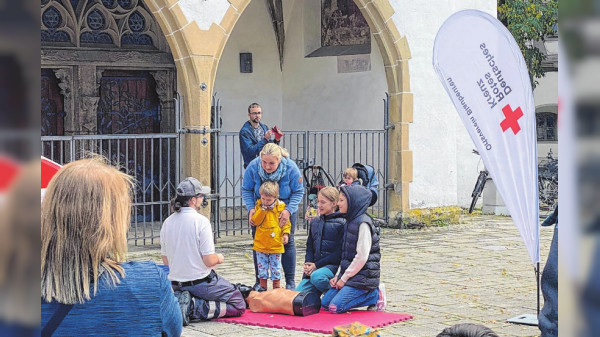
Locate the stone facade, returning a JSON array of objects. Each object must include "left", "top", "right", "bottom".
[{"left": 43, "top": 0, "right": 500, "bottom": 214}]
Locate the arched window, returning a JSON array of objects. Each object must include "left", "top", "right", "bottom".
[
  {"left": 536, "top": 112, "right": 557, "bottom": 141},
  {"left": 41, "top": 0, "right": 162, "bottom": 50}
]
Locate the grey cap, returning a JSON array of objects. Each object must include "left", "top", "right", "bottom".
[{"left": 176, "top": 177, "right": 210, "bottom": 197}]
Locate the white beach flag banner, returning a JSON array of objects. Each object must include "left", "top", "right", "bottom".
[{"left": 433, "top": 10, "right": 539, "bottom": 264}]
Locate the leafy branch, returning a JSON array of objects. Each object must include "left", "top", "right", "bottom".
[{"left": 498, "top": 0, "right": 558, "bottom": 88}]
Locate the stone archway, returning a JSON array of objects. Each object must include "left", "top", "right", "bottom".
[
  {"left": 354, "top": 0, "right": 413, "bottom": 214},
  {"left": 144, "top": 0, "right": 412, "bottom": 214}
]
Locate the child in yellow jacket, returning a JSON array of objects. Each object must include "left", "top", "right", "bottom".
[{"left": 251, "top": 181, "right": 291, "bottom": 290}]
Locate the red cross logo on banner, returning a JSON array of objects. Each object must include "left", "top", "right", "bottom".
[{"left": 500, "top": 104, "right": 523, "bottom": 135}]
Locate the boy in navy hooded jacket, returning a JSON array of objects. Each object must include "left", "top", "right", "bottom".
[{"left": 321, "top": 185, "right": 386, "bottom": 313}]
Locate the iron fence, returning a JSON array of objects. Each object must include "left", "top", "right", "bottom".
[
  {"left": 210, "top": 130, "right": 388, "bottom": 238},
  {"left": 41, "top": 133, "right": 180, "bottom": 245},
  {"left": 40, "top": 95, "right": 390, "bottom": 244},
  {"left": 210, "top": 95, "right": 390, "bottom": 238}
]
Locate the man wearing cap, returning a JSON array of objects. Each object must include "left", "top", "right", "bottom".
[
  {"left": 239, "top": 102, "right": 283, "bottom": 169},
  {"left": 160, "top": 177, "right": 245, "bottom": 325}
]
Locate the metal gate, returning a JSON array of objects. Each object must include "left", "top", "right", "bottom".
[
  {"left": 41, "top": 133, "right": 180, "bottom": 245},
  {"left": 40, "top": 94, "right": 390, "bottom": 244},
  {"left": 210, "top": 94, "right": 391, "bottom": 238},
  {"left": 41, "top": 68, "right": 181, "bottom": 246},
  {"left": 41, "top": 92, "right": 181, "bottom": 246}
]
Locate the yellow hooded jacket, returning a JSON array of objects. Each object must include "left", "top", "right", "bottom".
[{"left": 252, "top": 199, "right": 291, "bottom": 254}]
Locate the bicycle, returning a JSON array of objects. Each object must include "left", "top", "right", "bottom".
[
  {"left": 469, "top": 150, "right": 490, "bottom": 213},
  {"left": 538, "top": 149, "right": 558, "bottom": 209},
  {"left": 302, "top": 164, "right": 336, "bottom": 220},
  {"left": 468, "top": 149, "right": 558, "bottom": 214}
]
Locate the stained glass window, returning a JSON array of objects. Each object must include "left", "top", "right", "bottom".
[
  {"left": 42, "top": 7, "right": 62, "bottom": 29},
  {"left": 81, "top": 32, "right": 113, "bottom": 44},
  {"left": 102, "top": 0, "right": 116, "bottom": 8},
  {"left": 42, "top": 0, "right": 157, "bottom": 48},
  {"left": 122, "top": 33, "right": 152, "bottom": 45},
  {"left": 87, "top": 10, "right": 105, "bottom": 31},
  {"left": 118, "top": 0, "right": 132, "bottom": 8},
  {"left": 128, "top": 12, "right": 145, "bottom": 32},
  {"left": 42, "top": 30, "right": 71, "bottom": 43}
]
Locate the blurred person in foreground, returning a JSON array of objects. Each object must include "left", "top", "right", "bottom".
[
  {"left": 0, "top": 161, "right": 40, "bottom": 336},
  {"left": 539, "top": 204, "right": 558, "bottom": 337},
  {"left": 41, "top": 158, "right": 182, "bottom": 336},
  {"left": 562, "top": 6, "right": 600, "bottom": 332}
]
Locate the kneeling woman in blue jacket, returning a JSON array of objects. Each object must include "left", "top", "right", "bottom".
[
  {"left": 296, "top": 187, "right": 345, "bottom": 295},
  {"left": 321, "top": 185, "right": 386, "bottom": 313}
]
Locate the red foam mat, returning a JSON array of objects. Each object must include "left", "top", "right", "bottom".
[{"left": 214, "top": 310, "right": 413, "bottom": 333}]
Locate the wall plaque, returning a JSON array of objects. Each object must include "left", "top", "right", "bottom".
[{"left": 337, "top": 54, "right": 371, "bottom": 73}]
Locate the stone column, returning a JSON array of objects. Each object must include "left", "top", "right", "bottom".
[
  {"left": 364, "top": 0, "right": 413, "bottom": 220},
  {"left": 147, "top": 0, "right": 234, "bottom": 217},
  {"left": 150, "top": 70, "right": 176, "bottom": 132},
  {"left": 76, "top": 65, "right": 100, "bottom": 134},
  {"left": 387, "top": 90, "right": 413, "bottom": 218},
  {"left": 52, "top": 68, "right": 74, "bottom": 134}
]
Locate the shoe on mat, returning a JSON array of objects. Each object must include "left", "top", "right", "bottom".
[
  {"left": 174, "top": 290, "right": 192, "bottom": 326},
  {"left": 376, "top": 282, "right": 387, "bottom": 312},
  {"left": 252, "top": 282, "right": 262, "bottom": 292},
  {"left": 234, "top": 283, "right": 253, "bottom": 299}
]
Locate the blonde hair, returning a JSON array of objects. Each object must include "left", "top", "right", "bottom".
[
  {"left": 259, "top": 181, "right": 279, "bottom": 198},
  {"left": 344, "top": 168, "right": 358, "bottom": 180},
  {"left": 260, "top": 143, "right": 289, "bottom": 161},
  {"left": 41, "top": 157, "right": 134, "bottom": 304},
  {"left": 318, "top": 186, "right": 339, "bottom": 203}
]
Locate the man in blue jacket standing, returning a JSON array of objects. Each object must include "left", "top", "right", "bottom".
[{"left": 239, "top": 103, "right": 281, "bottom": 168}]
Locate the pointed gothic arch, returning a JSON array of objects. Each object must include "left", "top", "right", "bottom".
[
  {"left": 144, "top": 0, "right": 412, "bottom": 212},
  {"left": 80, "top": 3, "right": 120, "bottom": 45},
  {"left": 41, "top": 2, "right": 77, "bottom": 45}
]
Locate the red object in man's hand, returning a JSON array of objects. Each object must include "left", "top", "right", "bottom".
[{"left": 272, "top": 126, "right": 284, "bottom": 141}]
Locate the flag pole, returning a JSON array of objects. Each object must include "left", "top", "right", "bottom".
[{"left": 536, "top": 262, "right": 541, "bottom": 315}]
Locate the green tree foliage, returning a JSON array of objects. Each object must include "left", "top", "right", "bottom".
[{"left": 498, "top": 0, "right": 558, "bottom": 88}]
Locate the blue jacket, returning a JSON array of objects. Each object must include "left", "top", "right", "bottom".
[
  {"left": 239, "top": 121, "right": 272, "bottom": 168},
  {"left": 305, "top": 212, "right": 345, "bottom": 274},
  {"left": 242, "top": 156, "right": 304, "bottom": 215},
  {"left": 41, "top": 261, "right": 181, "bottom": 336},
  {"left": 339, "top": 185, "right": 381, "bottom": 290}
]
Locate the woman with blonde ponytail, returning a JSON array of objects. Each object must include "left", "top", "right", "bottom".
[{"left": 242, "top": 143, "right": 304, "bottom": 290}]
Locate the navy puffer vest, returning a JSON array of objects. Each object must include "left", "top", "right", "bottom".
[
  {"left": 305, "top": 212, "right": 345, "bottom": 273},
  {"left": 338, "top": 185, "right": 381, "bottom": 290}
]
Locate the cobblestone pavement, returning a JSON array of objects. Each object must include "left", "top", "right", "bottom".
[{"left": 129, "top": 215, "right": 554, "bottom": 337}]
